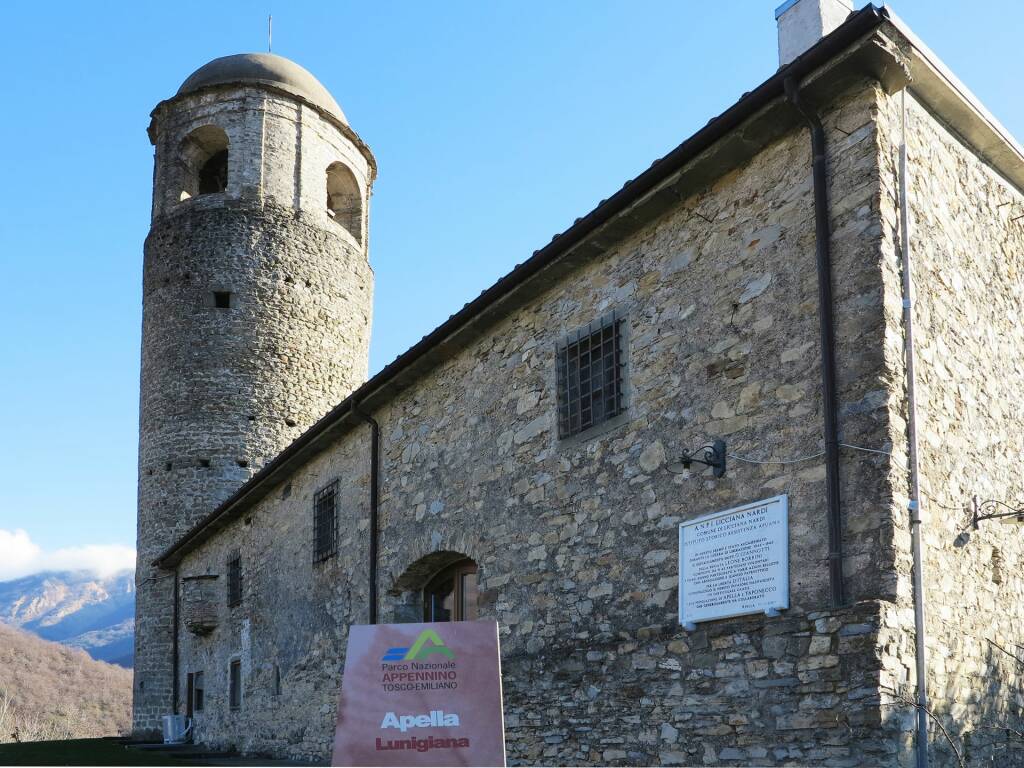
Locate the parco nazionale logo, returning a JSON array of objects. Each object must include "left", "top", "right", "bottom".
[{"left": 382, "top": 629, "right": 455, "bottom": 662}]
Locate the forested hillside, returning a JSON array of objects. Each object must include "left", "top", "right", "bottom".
[{"left": 0, "top": 623, "right": 132, "bottom": 742}]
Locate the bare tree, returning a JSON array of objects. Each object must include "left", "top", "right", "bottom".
[
  {"left": 0, "top": 624, "right": 133, "bottom": 743},
  {"left": 881, "top": 637, "right": 1024, "bottom": 766},
  {"left": 0, "top": 687, "right": 13, "bottom": 743},
  {"left": 884, "top": 689, "right": 967, "bottom": 768}
]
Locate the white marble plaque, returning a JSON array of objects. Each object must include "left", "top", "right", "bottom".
[{"left": 678, "top": 495, "right": 788, "bottom": 628}]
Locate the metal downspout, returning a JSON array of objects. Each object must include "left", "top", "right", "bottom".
[
  {"left": 172, "top": 568, "right": 180, "bottom": 715},
  {"left": 352, "top": 404, "right": 381, "bottom": 625},
  {"left": 899, "top": 88, "right": 930, "bottom": 768},
  {"left": 784, "top": 76, "right": 846, "bottom": 609}
]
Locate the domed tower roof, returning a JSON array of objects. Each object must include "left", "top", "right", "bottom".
[{"left": 177, "top": 52, "right": 346, "bottom": 125}]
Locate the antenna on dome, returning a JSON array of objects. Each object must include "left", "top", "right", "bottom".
[{"left": 268, "top": 14, "right": 273, "bottom": 53}]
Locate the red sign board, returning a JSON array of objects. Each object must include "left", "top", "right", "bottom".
[{"left": 332, "top": 620, "right": 506, "bottom": 767}]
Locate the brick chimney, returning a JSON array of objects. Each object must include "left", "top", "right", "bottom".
[{"left": 776, "top": 0, "right": 854, "bottom": 67}]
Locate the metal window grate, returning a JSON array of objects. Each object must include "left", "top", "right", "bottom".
[
  {"left": 313, "top": 482, "right": 338, "bottom": 562},
  {"left": 556, "top": 313, "right": 626, "bottom": 439},
  {"left": 226, "top": 554, "right": 242, "bottom": 607}
]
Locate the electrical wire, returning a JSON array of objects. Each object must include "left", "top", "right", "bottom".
[
  {"left": 729, "top": 442, "right": 904, "bottom": 466},
  {"left": 923, "top": 496, "right": 968, "bottom": 512},
  {"left": 726, "top": 442, "right": 970, "bottom": 513},
  {"left": 840, "top": 444, "right": 967, "bottom": 511},
  {"left": 141, "top": 573, "right": 176, "bottom": 585},
  {"left": 727, "top": 450, "right": 825, "bottom": 465},
  {"left": 839, "top": 442, "right": 896, "bottom": 458}
]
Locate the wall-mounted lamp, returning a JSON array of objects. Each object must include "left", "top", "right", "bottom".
[
  {"left": 667, "top": 439, "right": 727, "bottom": 478},
  {"left": 972, "top": 495, "right": 1024, "bottom": 529}
]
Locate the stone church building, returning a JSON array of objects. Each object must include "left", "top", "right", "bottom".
[{"left": 133, "top": 1, "right": 1024, "bottom": 765}]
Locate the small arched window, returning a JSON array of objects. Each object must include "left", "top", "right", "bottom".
[
  {"left": 325, "top": 162, "right": 362, "bottom": 244},
  {"left": 179, "top": 125, "right": 229, "bottom": 201},
  {"left": 423, "top": 559, "right": 478, "bottom": 622}
]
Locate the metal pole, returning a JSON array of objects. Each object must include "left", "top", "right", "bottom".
[
  {"left": 172, "top": 568, "right": 180, "bottom": 716},
  {"left": 900, "top": 88, "right": 930, "bottom": 768}
]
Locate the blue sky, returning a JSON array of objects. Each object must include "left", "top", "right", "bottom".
[{"left": 0, "top": 1, "right": 1020, "bottom": 571}]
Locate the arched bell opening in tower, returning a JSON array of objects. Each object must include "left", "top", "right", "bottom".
[
  {"left": 178, "top": 125, "right": 229, "bottom": 201},
  {"left": 325, "top": 161, "right": 362, "bottom": 245},
  {"left": 198, "top": 150, "right": 228, "bottom": 194}
]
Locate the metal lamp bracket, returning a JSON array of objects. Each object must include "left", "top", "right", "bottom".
[
  {"left": 972, "top": 495, "right": 1024, "bottom": 528},
  {"left": 679, "top": 439, "right": 727, "bottom": 478}
]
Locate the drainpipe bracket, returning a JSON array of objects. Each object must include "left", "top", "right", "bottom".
[{"left": 908, "top": 498, "right": 923, "bottom": 524}]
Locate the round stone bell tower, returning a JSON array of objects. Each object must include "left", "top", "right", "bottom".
[{"left": 133, "top": 53, "right": 374, "bottom": 733}]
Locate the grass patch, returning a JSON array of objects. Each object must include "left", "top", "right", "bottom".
[{"left": 0, "top": 738, "right": 195, "bottom": 765}]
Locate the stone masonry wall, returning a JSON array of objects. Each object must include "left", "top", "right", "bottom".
[
  {"left": 174, "top": 78, "right": 913, "bottom": 765},
  {"left": 135, "top": 82, "right": 373, "bottom": 733},
  {"left": 175, "top": 429, "right": 372, "bottom": 756},
  {"left": 875, "top": 90, "right": 1024, "bottom": 765}
]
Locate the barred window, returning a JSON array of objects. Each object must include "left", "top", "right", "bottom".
[
  {"left": 314, "top": 481, "right": 338, "bottom": 562},
  {"left": 556, "top": 313, "right": 626, "bottom": 439},
  {"left": 229, "top": 660, "right": 242, "bottom": 710},
  {"left": 226, "top": 554, "right": 242, "bottom": 607},
  {"left": 193, "top": 671, "right": 204, "bottom": 712}
]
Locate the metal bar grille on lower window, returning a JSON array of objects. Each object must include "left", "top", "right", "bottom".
[
  {"left": 226, "top": 554, "right": 242, "bottom": 607},
  {"left": 557, "top": 313, "right": 625, "bottom": 438},
  {"left": 314, "top": 482, "right": 338, "bottom": 562}
]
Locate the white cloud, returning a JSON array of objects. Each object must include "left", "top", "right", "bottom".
[
  {"left": 0, "top": 529, "right": 40, "bottom": 579},
  {"left": 0, "top": 528, "right": 135, "bottom": 581}
]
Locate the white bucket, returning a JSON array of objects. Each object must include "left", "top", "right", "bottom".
[{"left": 161, "top": 714, "right": 190, "bottom": 744}]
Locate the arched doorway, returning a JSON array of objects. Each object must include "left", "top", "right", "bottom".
[
  {"left": 423, "top": 558, "right": 478, "bottom": 622},
  {"left": 387, "top": 550, "right": 480, "bottom": 624}
]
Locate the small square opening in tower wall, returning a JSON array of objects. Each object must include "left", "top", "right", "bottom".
[{"left": 213, "top": 291, "right": 232, "bottom": 309}]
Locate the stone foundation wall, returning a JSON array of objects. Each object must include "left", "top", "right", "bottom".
[
  {"left": 501, "top": 603, "right": 891, "bottom": 766},
  {"left": 876, "top": 89, "right": 1024, "bottom": 765},
  {"left": 172, "top": 79, "right": 911, "bottom": 765}
]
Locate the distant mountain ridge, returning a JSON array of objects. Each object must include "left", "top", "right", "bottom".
[{"left": 0, "top": 570, "right": 135, "bottom": 667}]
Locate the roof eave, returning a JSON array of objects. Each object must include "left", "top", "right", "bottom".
[
  {"left": 880, "top": 10, "right": 1024, "bottom": 192},
  {"left": 156, "top": 5, "right": 897, "bottom": 569},
  {"left": 160, "top": 4, "right": 1024, "bottom": 568}
]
